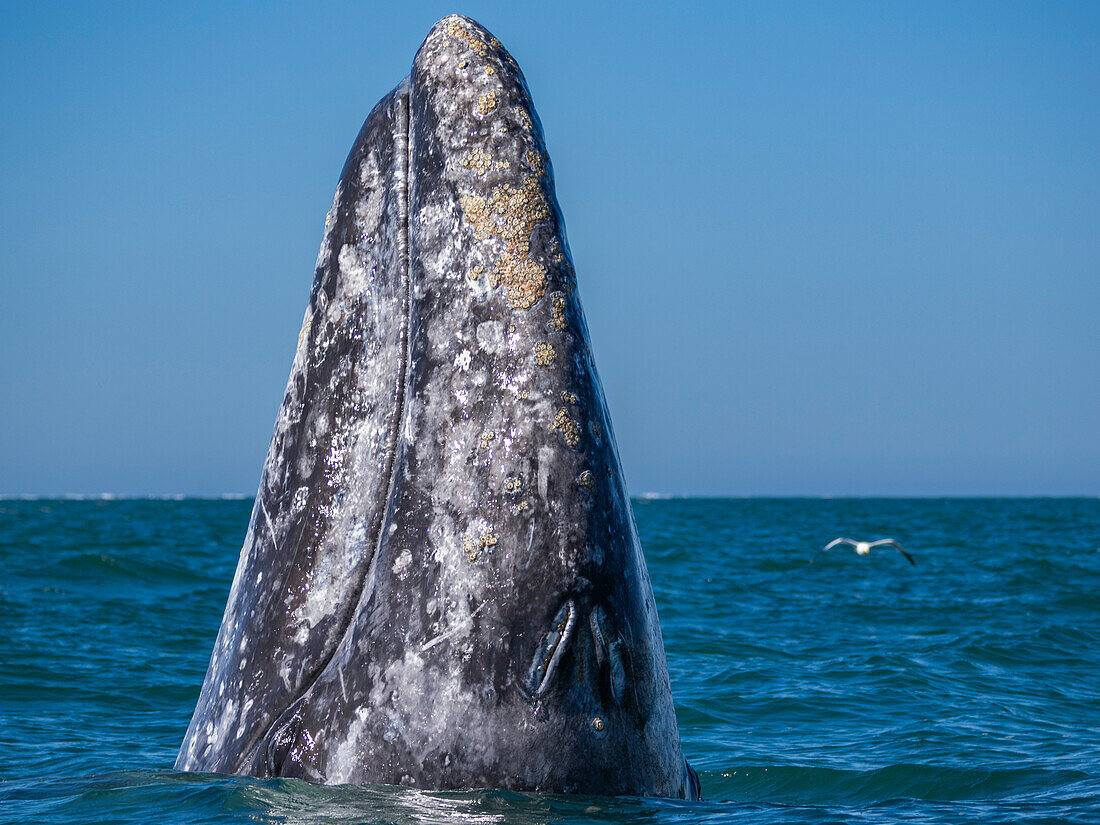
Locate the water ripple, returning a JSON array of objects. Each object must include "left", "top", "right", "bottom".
[{"left": 0, "top": 498, "right": 1097, "bottom": 823}]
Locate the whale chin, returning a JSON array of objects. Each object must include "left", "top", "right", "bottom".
[{"left": 175, "top": 15, "right": 698, "bottom": 800}]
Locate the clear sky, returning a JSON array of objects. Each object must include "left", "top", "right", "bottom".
[{"left": 1, "top": 1, "right": 1097, "bottom": 496}]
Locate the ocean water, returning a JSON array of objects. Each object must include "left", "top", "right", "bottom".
[{"left": 1, "top": 497, "right": 1098, "bottom": 824}]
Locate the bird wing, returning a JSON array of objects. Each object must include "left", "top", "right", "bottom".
[
  {"left": 869, "top": 539, "right": 915, "bottom": 565},
  {"left": 813, "top": 537, "right": 854, "bottom": 563}
]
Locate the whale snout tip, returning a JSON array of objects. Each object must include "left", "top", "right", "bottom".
[
  {"left": 433, "top": 13, "right": 480, "bottom": 26},
  {"left": 426, "top": 14, "right": 494, "bottom": 39},
  {"left": 417, "top": 14, "right": 510, "bottom": 68},
  {"left": 413, "top": 14, "right": 533, "bottom": 135}
]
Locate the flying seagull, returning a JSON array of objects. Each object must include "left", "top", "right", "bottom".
[{"left": 818, "top": 537, "right": 915, "bottom": 565}]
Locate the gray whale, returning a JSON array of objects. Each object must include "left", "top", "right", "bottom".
[{"left": 176, "top": 15, "right": 699, "bottom": 799}]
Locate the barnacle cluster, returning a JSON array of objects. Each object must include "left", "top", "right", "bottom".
[
  {"left": 463, "top": 531, "right": 498, "bottom": 562},
  {"left": 525, "top": 149, "right": 546, "bottom": 177},
  {"left": 462, "top": 148, "right": 492, "bottom": 176},
  {"left": 446, "top": 19, "right": 489, "bottom": 55},
  {"left": 514, "top": 105, "right": 532, "bottom": 132},
  {"left": 458, "top": 178, "right": 551, "bottom": 311},
  {"left": 475, "top": 90, "right": 499, "bottom": 117},
  {"left": 550, "top": 293, "right": 567, "bottom": 331},
  {"left": 534, "top": 342, "right": 557, "bottom": 366},
  {"left": 551, "top": 409, "right": 581, "bottom": 449}
]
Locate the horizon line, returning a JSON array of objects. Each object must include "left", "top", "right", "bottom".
[{"left": 1, "top": 493, "right": 1097, "bottom": 501}]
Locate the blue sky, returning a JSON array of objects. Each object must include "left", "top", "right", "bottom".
[{"left": 1, "top": 1, "right": 1097, "bottom": 496}]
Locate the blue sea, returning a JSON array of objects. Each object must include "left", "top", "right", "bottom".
[{"left": 1, "top": 497, "right": 1098, "bottom": 823}]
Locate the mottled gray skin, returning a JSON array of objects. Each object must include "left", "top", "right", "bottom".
[{"left": 176, "top": 16, "right": 698, "bottom": 799}]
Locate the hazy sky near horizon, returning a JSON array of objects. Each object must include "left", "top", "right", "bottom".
[{"left": 2, "top": 1, "right": 1097, "bottom": 496}]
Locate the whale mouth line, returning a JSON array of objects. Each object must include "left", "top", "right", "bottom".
[{"left": 238, "top": 87, "right": 414, "bottom": 777}]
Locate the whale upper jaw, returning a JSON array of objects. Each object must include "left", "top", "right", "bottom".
[{"left": 176, "top": 15, "right": 698, "bottom": 800}]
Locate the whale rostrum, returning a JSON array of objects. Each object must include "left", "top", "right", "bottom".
[{"left": 176, "top": 15, "right": 699, "bottom": 799}]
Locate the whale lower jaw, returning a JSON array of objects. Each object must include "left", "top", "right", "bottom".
[{"left": 175, "top": 15, "right": 698, "bottom": 800}]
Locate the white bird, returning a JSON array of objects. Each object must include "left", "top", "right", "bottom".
[{"left": 818, "top": 537, "right": 914, "bottom": 565}]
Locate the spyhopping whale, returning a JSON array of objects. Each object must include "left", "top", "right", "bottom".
[{"left": 176, "top": 15, "right": 699, "bottom": 799}]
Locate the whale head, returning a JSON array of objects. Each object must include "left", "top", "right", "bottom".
[{"left": 176, "top": 15, "right": 698, "bottom": 800}]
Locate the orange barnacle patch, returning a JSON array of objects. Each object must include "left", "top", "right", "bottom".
[
  {"left": 458, "top": 176, "right": 553, "bottom": 311},
  {"left": 551, "top": 409, "right": 581, "bottom": 448}
]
